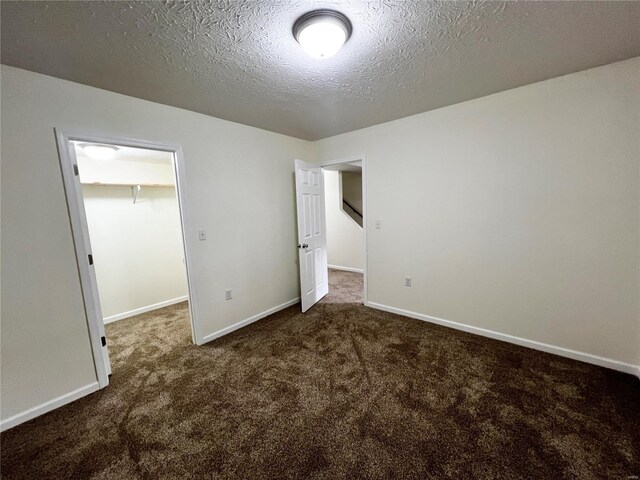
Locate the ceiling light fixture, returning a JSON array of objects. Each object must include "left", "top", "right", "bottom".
[
  {"left": 82, "top": 144, "right": 119, "bottom": 160},
  {"left": 293, "top": 9, "right": 352, "bottom": 59}
]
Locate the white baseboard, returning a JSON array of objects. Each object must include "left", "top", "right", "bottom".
[
  {"left": 103, "top": 295, "right": 189, "bottom": 324},
  {"left": 0, "top": 382, "right": 100, "bottom": 432},
  {"left": 200, "top": 298, "right": 300, "bottom": 345},
  {"left": 366, "top": 301, "right": 640, "bottom": 378},
  {"left": 328, "top": 264, "right": 364, "bottom": 274}
]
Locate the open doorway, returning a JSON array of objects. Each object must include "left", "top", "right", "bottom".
[
  {"left": 322, "top": 161, "right": 364, "bottom": 304},
  {"left": 293, "top": 156, "right": 367, "bottom": 313},
  {"left": 56, "top": 131, "right": 197, "bottom": 388}
]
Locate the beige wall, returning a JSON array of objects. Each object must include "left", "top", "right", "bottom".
[
  {"left": 316, "top": 57, "right": 640, "bottom": 371},
  {"left": 324, "top": 170, "right": 365, "bottom": 271},
  {"left": 342, "top": 171, "right": 363, "bottom": 214},
  {"left": 0, "top": 66, "right": 314, "bottom": 424},
  {"left": 82, "top": 185, "right": 188, "bottom": 320}
]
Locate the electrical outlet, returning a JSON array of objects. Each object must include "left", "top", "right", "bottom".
[
  {"left": 225, "top": 289, "right": 232, "bottom": 300},
  {"left": 198, "top": 230, "right": 207, "bottom": 241},
  {"left": 404, "top": 277, "right": 412, "bottom": 287}
]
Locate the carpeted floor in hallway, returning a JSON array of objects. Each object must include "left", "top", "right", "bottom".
[{"left": 1, "top": 269, "right": 638, "bottom": 479}]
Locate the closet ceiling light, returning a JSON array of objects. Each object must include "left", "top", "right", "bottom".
[
  {"left": 82, "top": 144, "right": 119, "bottom": 160},
  {"left": 293, "top": 9, "right": 352, "bottom": 59}
]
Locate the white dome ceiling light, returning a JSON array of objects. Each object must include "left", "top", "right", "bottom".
[
  {"left": 82, "top": 144, "right": 120, "bottom": 160},
  {"left": 293, "top": 9, "right": 352, "bottom": 59}
]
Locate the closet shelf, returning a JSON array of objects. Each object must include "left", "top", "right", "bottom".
[{"left": 81, "top": 181, "right": 174, "bottom": 187}]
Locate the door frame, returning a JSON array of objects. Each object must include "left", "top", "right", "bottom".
[
  {"left": 55, "top": 129, "right": 200, "bottom": 388},
  {"left": 320, "top": 154, "right": 368, "bottom": 304}
]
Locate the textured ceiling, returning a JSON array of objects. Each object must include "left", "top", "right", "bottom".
[{"left": 2, "top": 1, "right": 640, "bottom": 140}]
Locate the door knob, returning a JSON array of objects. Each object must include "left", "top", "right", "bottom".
[{"left": 297, "top": 243, "right": 309, "bottom": 249}]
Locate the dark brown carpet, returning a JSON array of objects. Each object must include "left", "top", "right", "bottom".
[{"left": 2, "top": 269, "right": 639, "bottom": 479}]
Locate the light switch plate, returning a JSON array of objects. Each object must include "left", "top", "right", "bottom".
[{"left": 198, "top": 230, "right": 207, "bottom": 241}]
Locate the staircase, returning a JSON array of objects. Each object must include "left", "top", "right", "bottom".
[{"left": 342, "top": 198, "right": 363, "bottom": 227}]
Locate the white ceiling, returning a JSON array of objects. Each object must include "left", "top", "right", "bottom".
[{"left": 3, "top": 1, "right": 639, "bottom": 141}]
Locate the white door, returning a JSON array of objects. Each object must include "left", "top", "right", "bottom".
[{"left": 295, "top": 159, "right": 328, "bottom": 312}]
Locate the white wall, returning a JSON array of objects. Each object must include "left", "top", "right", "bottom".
[
  {"left": 82, "top": 185, "right": 188, "bottom": 321},
  {"left": 324, "top": 170, "right": 365, "bottom": 271},
  {"left": 316, "top": 57, "right": 640, "bottom": 372},
  {"left": 0, "top": 66, "right": 314, "bottom": 426}
]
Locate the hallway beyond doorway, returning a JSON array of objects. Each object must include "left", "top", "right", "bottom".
[{"left": 323, "top": 268, "right": 363, "bottom": 304}]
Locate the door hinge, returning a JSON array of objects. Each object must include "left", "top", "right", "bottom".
[
  {"left": 101, "top": 336, "right": 106, "bottom": 347},
  {"left": 88, "top": 254, "right": 93, "bottom": 265},
  {"left": 73, "top": 164, "right": 79, "bottom": 176}
]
